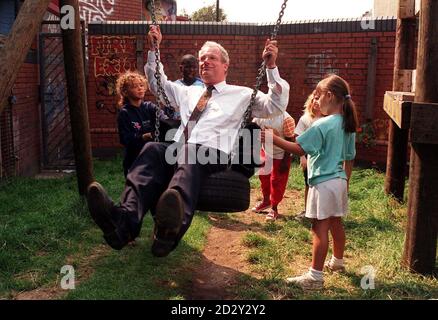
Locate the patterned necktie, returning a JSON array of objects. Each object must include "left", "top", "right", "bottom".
[{"left": 183, "top": 85, "right": 215, "bottom": 143}]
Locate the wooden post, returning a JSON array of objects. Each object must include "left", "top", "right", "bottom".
[
  {"left": 60, "top": 0, "right": 94, "bottom": 195},
  {"left": 384, "top": 1, "right": 416, "bottom": 202},
  {"left": 0, "top": 0, "right": 52, "bottom": 114},
  {"left": 403, "top": 0, "right": 438, "bottom": 275}
]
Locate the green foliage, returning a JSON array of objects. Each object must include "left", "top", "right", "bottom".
[
  {"left": 191, "top": 5, "right": 226, "bottom": 22},
  {"left": 357, "top": 121, "right": 377, "bottom": 148}
]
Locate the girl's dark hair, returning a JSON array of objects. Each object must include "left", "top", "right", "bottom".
[{"left": 318, "top": 74, "right": 359, "bottom": 133}]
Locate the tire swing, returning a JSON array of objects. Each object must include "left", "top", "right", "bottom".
[{"left": 147, "top": 0, "right": 289, "bottom": 212}]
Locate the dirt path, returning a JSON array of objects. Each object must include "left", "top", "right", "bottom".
[{"left": 189, "top": 189, "right": 303, "bottom": 299}]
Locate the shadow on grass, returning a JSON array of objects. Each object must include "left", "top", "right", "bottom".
[
  {"left": 64, "top": 214, "right": 212, "bottom": 300},
  {"left": 344, "top": 216, "right": 400, "bottom": 233}
]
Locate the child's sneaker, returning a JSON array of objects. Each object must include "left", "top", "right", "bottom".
[
  {"left": 324, "top": 261, "right": 346, "bottom": 273},
  {"left": 252, "top": 201, "right": 271, "bottom": 213},
  {"left": 294, "top": 210, "right": 306, "bottom": 221},
  {"left": 286, "top": 272, "right": 324, "bottom": 290},
  {"left": 265, "top": 208, "right": 279, "bottom": 221}
]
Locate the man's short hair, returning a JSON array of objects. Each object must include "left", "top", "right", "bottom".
[
  {"left": 199, "top": 41, "right": 230, "bottom": 65},
  {"left": 180, "top": 54, "right": 198, "bottom": 65}
]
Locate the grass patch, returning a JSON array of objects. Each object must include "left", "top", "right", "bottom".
[
  {"left": 65, "top": 214, "right": 210, "bottom": 300},
  {"left": 0, "top": 175, "right": 98, "bottom": 296},
  {"left": 235, "top": 163, "right": 438, "bottom": 300},
  {"left": 1, "top": 158, "right": 437, "bottom": 300},
  {"left": 242, "top": 232, "right": 269, "bottom": 248},
  {"left": 0, "top": 155, "right": 211, "bottom": 299}
]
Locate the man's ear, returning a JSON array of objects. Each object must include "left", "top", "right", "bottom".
[{"left": 223, "top": 63, "right": 229, "bottom": 74}]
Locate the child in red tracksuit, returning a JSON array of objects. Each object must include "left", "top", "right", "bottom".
[{"left": 252, "top": 111, "right": 295, "bottom": 221}]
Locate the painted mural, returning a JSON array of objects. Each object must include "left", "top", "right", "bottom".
[
  {"left": 79, "top": 0, "right": 116, "bottom": 23},
  {"left": 90, "top": 36, "right": 137, "bottom": 112}
]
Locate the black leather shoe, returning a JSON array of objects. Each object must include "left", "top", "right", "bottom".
[
  {"left": 87, "top": 182, "right": 128, "bottom": 250},
  {"left": 151, "top": 189, "right": 184, "bottom": 257}
]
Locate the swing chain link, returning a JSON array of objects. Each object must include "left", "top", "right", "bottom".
[
  {"left": 242, "top": 0, "right": 288, "bottom": 128},
  {"left": 149, "top": 0, "right": 175, "bottom": 142}
]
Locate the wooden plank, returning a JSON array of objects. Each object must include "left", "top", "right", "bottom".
[
  {"left": 394, "top": 69, "right": 414, "bottom": 92},
  {"left": 383, "top": 91, "right": 414, "bottom": 129},
  {"left": 0, "top": 0, "right": 52, "bottom": 114},
  {"left": 399, "top": 0, "right": 416, "bottom": 18},
  {"left": 410, "top": 102, "right": 438, "bottom": 144},
  {"left": 411, "top": 70, "right": 417, "bottom": 93},
  {"left": 385, "top": 8, "right": 416, "bottom": 203}
]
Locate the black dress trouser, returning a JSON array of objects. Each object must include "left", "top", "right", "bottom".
[{"left": 119, "top": 142, "right": 227, "bottom": 245}]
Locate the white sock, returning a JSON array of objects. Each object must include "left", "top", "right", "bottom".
[
  {"left": 330, "top": 255, "right": 344, "bottom": 267},
  {"left": 308, "top": 268, "right": 324, "bottom": 281}
]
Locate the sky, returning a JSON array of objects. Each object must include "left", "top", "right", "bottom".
[{"left": 177, "top": 0, "right": 375, "bottom": 22}]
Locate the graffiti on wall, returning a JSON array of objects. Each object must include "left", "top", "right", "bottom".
[
  {"left": 305, "top": 50, "right": 339, "bottom": 86},
  {"left": 79, "top": 0, "right": 116, "bottom": 23},
  {"left": 90, "top": 36, "right": 137, "bottom": 99}
]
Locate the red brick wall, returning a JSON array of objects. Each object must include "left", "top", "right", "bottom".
[
  {"left": 88, "top": 29, "right": 397, "bottom": 165},
  {"left": 2, "top": 2, "right": 145, "bottom": 178}
]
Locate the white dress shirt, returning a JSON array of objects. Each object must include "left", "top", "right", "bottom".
[{"left": 145, "top": 51, "right": 290, "bottom": 155}]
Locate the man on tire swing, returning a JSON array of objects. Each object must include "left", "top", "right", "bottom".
[{"left": 87, "top": 25, "right": 290, "bottom": 257}]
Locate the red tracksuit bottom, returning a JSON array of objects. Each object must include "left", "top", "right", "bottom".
[{"left": 259, "top": 149, "right": 291, "bottom": 207}]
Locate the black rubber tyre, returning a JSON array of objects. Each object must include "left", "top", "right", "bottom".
[{"left": 197, "top": 169, "right": 250, "bottom": 213}]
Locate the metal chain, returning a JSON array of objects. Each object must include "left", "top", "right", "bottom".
[
  {"left": 241, "top": 0, "right": 288, "bottom": 129},
  {"left": 149, "top": 0, "right": 174, "bottom": 142}
]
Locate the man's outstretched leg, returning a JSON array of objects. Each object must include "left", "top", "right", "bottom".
[
  {"left": 87, "top": 182, "right": 132, "bottom": 250},
  {"left": 87, "top": 142, "right": 172, "bottom": 251}
]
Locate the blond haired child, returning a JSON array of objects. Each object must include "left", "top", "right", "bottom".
[
  {"left": 252, "top": 111, "right": 295, "bottom": 221},
  {"left": 294, "top": 91, "right": 323, "bottom": 220},
  {"left": 116, "top": 71, "right": 165, "bottom": 177},
  {"left": 261, "top": 74, "right": 358, "bottom": 290}
]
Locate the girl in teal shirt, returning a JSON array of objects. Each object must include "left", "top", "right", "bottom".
[{"left": 261, "top": 74, "right": 358, "bottom": 290}]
